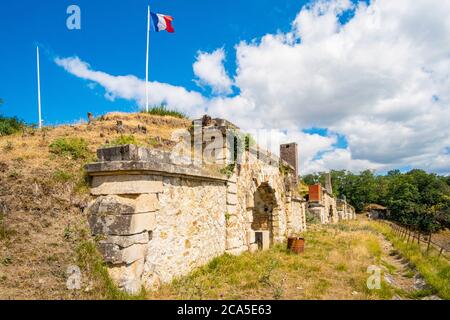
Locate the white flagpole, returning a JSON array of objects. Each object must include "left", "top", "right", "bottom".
[
  {"left": 36, "top": 46, "right": 42, "bottom": 129},
  {"left": 145, "top": 5, "right": 150, "bottom": 112}
]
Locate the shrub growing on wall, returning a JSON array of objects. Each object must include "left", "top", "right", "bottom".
[{"left": 141, "top": 105, "right": 187, "bottom": 119}]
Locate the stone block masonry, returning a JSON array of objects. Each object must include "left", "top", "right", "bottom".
[
  {"left": 86, "top": 139, "right": 308, "bottom": 293},
  {"left": 84, "top": 117, "right": 345, "bottom": 293},
  {"left": 86, "top": 145, "right": 229, "bottom": 293}
]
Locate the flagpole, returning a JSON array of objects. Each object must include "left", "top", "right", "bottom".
[
  {"left": 145, "top": 5, "right": 150, "bottom": 112},
  {"left": 36, "top": 46, "right": 42, "bottom": 129}
]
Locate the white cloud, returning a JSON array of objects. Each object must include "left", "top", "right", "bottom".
[
  {"left": 193, "top": 49, "right": 233, "bottom": 95},
  {"left": 55, "top": 56, "right": 206, "bottom": 117},
  {"left": 55, "top": 0, "right": 450, "bottom": 175},
  {"left": 243, "top": 128, "right": 337, "bottom": 172},
  {"left": 303, "top": 148, "right": 382, "bottom": 174}
]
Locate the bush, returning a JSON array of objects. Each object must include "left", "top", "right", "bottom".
[
  {"left": 49, "top": 137, "right": 90, "bottom": 160},
  {"left": 141, "top": 105, "right": 187, "bottom": 119},
  {"left": 220, "top": 164, "right": 236, "bottom": 178},
  {"left": 75, "top": 239, "right": 146, "bottom": 299},
  {"left": 0, "top": 116, "right": 24, "bottom": 136}
]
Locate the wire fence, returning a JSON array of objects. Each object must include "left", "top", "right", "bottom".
[{"left": 379, "top": 220, "right": 449, "bottom": 261}]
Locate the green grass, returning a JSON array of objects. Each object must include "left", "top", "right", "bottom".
[
  {"left": 53, "top": 169, "right": 74, "bottom": 183},
  {"left": 305, "top": 211, "right": 321, "bottom": 225},
  {"left": 335, "top": 263, "right": 348, "bottom": 272},
  {"left": 366, "top": 238, "right": 382, "bottom": 262},
  {"left": 147, "top": 137, "right": 160, "bottom": 147},
  {"left": 2, "top": 141, "right": 13, "bottom": 152},
  {"left": 150, "top": 223, "right": 393, "bottom": 300},
  {"left": 370, "top": 221, "right": 450, "bottom": 299},
  {"left": 219, "top": 164, "right": 236, "bottom": 178},
  {"left": 74, "top": 169, "right": 91, "bottom": 194},
  {"left": 105, "top": 134, "right": 140, "bottom": 147},
  {"left": 49, "top": 137, "right": 91, "bottom": 160},
  {"left": 164, "top": 250, "right": 290, "bottom": 300},
  {"left": 141, "top": 105, "right": 187, "bottom": 119},
  {"left": 0, "top": 116, "right": 24, "bottom": 136},
  {"left": 381, "top": 260, "right": 397, "bottom": 274}
]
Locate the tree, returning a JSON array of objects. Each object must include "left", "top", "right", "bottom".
[
  {"left": 302, "top": 173, "right": 321, "bottom": 186},
  {"left": 302, "top": 168, "right": 449, "bottom": 232}
]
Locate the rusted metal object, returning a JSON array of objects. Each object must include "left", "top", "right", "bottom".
[
  {"left": 308, "top": 184, "right": 322, "bottom": 202},
  {"left": 287, "top": 237, "right": 305, "bottom": 254}
]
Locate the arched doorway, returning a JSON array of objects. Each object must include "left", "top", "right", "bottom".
[{"left": 251, "top": 183, "right": 277, "bottom": 246}]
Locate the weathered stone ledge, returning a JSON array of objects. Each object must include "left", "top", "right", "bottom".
[
  {"left": 86, "top": 160, "right": 228, "bottom": 183},
  {"left": 87, "top": 145, "right": 229, "bottom": 183}
]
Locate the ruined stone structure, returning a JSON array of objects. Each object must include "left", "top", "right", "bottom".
[
  {"left": 85, "top": 117, "right": 353, "bottom": 293},
  {"left": 307, "top": 183, "right": 355, "bottom": 224}
]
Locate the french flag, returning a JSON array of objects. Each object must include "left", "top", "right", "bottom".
[{"left": 150, "top": 12, "right": 175, "bottom": 33}]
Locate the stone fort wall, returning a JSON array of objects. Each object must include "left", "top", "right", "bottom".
[{"left": 85, "top": 117, "right": 352, "bottom": 293}]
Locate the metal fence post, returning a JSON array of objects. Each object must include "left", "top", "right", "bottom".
[{"left": 426, "top": 233, "right": 431, "bottom": 254}]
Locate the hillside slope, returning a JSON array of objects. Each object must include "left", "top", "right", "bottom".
[{"left": 0, "top": 112, "right": 189, "bottom": 299}]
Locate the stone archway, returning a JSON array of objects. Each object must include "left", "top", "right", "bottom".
[{"left": 251, "top": 183, "right": 278, "bottom": 247}]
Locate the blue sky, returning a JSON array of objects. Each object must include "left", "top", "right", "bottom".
[
  {"left": 0, "top": 0, "right": 308, "bottom": 125},
  {"left": 1, "top": 0, "right": 448, "bottom": 175}
]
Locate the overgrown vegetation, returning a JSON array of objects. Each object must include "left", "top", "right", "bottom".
[
  {"left": 370, "top": 221, "right": 450, "bottom": 299},
  {"left": 305, "top": 210, "right": 321, "bottom": 225},
  {"left": 0, "top": 117, "right": 25, "bottom": 136},
  {"left": 0, "top": 98, "right": 26, "bottom": 136},
  {"left": 75, "top": 239, "right": 146, "bottom": 300},
  {"left": 244, "top": 134, "right": 256, "bottom": 151},
  {"left": 141, "top": 105, "right": 187, "bottom": 119},
  {"left": 302, "top": 170, "right": 450, "bottom": 232},
  {"left": 63, "top": 223, "right": 146, "bottom": 300},
  {"left": 52, "top": 169, "right": 74, "bottom": 183},
  {"left": 217, "top": 131, "right": 256, "bottom": 179},
  {"left": 279, "top": 163, "right": 291, "bottom": 176},
  {"left": 49, "top": 137, "right": 91, "bottom": 160}
]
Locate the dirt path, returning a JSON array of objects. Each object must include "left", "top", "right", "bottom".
[{"left": 378, "top": 235, "right": 441, "bottom": 300}]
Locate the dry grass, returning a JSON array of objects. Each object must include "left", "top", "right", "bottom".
[
  {"left": 0, "top": 112, "right": 190, "bottom": 170},
  {"left": 148, "top": 220, "right": 394, "bottom": 300}
]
